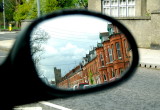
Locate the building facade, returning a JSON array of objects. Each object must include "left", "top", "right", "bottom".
[
  {"left": 88, "top": 0, "right": 160, "bottom": 49},
  {"left": 57, "top": 24, "right": 131, "bottom": 88},
  {"left": 54, "top": 67, "right": 62, "bottom": 85},
  {"left": 88, "top": 0, "right": 159, "bottom": 17}
]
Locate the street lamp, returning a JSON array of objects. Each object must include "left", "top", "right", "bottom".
[
  {"left": 3, "top": 0, "right": 5, "bottom": 29},
  {"left": 37, "top": 0, "right": 41, "bottom": 17}
]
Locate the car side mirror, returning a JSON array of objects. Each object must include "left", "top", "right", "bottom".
[{"left": 0, "top": 9, "right": 139, "bottom": 107}]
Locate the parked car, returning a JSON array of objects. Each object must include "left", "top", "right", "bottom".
[
  {"left": 73, "top": 85, "right": 78, "bottom": 90},
  {"left": 77, "top": 83, "right": 89, "bottom": 89},
  {"left": 83, "top": 85, "right": 90, "bottom": 89}
]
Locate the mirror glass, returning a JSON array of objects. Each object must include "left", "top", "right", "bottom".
[{"left": 30, "top": 15, "right": 132, "bottom": 90}]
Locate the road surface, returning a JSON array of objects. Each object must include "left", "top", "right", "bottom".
[
  {"left": 0, "top": 32, "right": 17, "bottom": 64},
  {"left": 14, "top": 67, "right": 160, "bottom": 110}
]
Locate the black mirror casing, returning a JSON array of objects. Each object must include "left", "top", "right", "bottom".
[{"left": 0, "top": 9, "right": 139, "bottom": 108}]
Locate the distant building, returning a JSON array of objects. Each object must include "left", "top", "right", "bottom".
[
  {"left": 54, "top": 67, "right": 61, "bottom": 85},
  {"left": 58, "top": 65, "right": 82, "bottom": 88}
]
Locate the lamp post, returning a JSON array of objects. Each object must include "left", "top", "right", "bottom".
[
  {"left": 3, "top": 0, "right": 5, "bottom": 29},
  {"left": 37, "top": 0, "right": 41, "bottom": 17}
]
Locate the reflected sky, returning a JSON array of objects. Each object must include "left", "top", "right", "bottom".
[{"left": 31, "top": 15, "right": 109, "bottom": 82}]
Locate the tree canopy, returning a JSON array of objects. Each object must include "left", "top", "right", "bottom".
[
  {"left": 13, "top": 0, "right": 88, "bottom": 22},
  {"left": 0, "top": 0, "right": 88, "bottom": 28}
]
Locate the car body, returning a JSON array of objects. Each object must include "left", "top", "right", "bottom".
[{"left": 83, "top": 85, "right": 90, "bottom": 89}]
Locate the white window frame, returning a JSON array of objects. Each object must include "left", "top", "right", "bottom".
[
  {"left": 112, "top": 68, "right": 115, "bottom": 78},
  {"left": 116, "top": 42, "right": 122, "bottom": 59},
  {"left": 102, "top": 0, "right": 135, "bottom": 17},
  {"left": 108, "top": 48, "right": 113, "bottom": 62},
  {"left": 120, "top": 68, "right": 124, "bottom": 75},
  {"left": 100, "top": 54, "right": 105, "bottom": 66}
]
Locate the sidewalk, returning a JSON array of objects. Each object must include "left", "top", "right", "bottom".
[
  {"left": 0, "top": 40, "right": 160, "bottom": 69},
  {"left": 138, "top": 48, "right": 160, "bottom": 69},
  {"left": 0, "top": 31, "right": 19, "bottom": 34},
  {"left": 0, "top": 31, "right": 18, "bottom": 51},
  {"left": 0, "top": 40, "right": 15, "bottom": 51}
]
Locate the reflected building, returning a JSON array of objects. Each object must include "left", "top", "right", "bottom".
[
  {"left": 58, "top": 65, "right": 82, "bottom": 88},
  {"left": 97, "top": 24, "right": 131, "bottom": 83},
  {"left": 54, "top": 67, "right": 61, "bottom": 85},
  {"left": 57, "top": 24, "right": 132, "bottom": 88}
]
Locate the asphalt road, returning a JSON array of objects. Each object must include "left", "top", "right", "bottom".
[
  {"left": 0, "top": 32, "right": 17, "bottom": 41},
  {"left": 0, "top": 32, "right": 17, "bottom": 64},
  {"left": 0, "top": 50, "right": 8, "bottom": 65},
  {"left": 14, "top": 67, "right": 160, "bottom": 110}
]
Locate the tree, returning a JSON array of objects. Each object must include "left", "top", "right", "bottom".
[
  {"left": 30, "top": 27, "right": 50, "bottom": 65},
  {"left": 0, "top": 0, "right": 17, "bottom": 27},
  {"left": 74, "top": 0, "right": 88, "bottom": 9},
  {"left": 41, "top": 0, "right": 59, "bottom": 15},
  {"left": 88, "top": 70, "right": 94, "bottom": 85},
  {"left": 13, "top": 0, "right": 88, "bottom": 23}
]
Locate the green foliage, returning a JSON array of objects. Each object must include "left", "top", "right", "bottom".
[
  {"left": 3, "top": 0, "right": 88, "bottom": 23},
  {"left": 0, "top": 0, "right": 17, "bottom": 23},
  {"left": 14, "top": 2, "right": 33, "bottom": 21},
  {"left": 58, "top": 0, "right": 75, "bottom": 8},
  {"left": 41, "top": 0, "right": 59, "bottom": 15},
  {"left": 88, "top": 70, "right": 94, "bottom": 85}
]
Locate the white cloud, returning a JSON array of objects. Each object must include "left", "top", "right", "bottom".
[{"left": 43, "top": 44, "right": 58, "bottom": 55}]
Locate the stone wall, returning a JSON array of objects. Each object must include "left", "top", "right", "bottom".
[
  {"left": 117, "top": 12, "right": 160, "bottom": 49},
  {"left": 21, "top": 20, "right": 33, "bottom": 30},
  {"left": 88, "top": 0, "right": 102, "bottom": 13}
]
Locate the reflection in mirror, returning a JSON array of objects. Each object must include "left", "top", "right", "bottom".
[{"left": 30, "top": 15, "right": 132, "bottom": 90}]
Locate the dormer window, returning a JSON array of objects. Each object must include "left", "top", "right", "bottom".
[{"left": 108, "top": 27, "right": 114, "bottom": 35}]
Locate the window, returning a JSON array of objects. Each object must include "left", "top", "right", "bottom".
[
  {"left": 112, "top": 68, "right": 115, "bottom": 77},
  {"left": 100, "top": 54, "right": 105, "bottom": 66},
  {"left": 104, "top": 0, "right": 110, "bottom": 5},
  {"left": 111, "top": 7, "right": 118, "bottom": 16},
  {"left": 112, "top": 44, "right": 115, "bottom": 60},
  {"left": 108, "top": 48, "right": 113, "bottom": 62},
  {"left": 120, "top": 68, "right": 124, "bottom": 75},
  {"left": 115, "top": 69, "right": 118, "bottom": 77},
  {"left": 104, "top": 74, "right": 107, "bottom": 81},
  {"left": 116, "top": 42, "right": 122, "bottom": 59},
  {"left": 124, "top": 39, "right": 128, "bottom": 57},
  {"left": 102, "top": 0, "right": 135, "bottom": 17}
]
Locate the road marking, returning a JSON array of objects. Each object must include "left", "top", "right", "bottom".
[
  {"left": 14, "top": 107, "right": 42, "bottom": 110},
  {"left": 39, "top": 101, "right": 72, "bottom": 110},
  {"left": 0, "top": 37, "right": 14, "bottom": 40},
  {"left": 0, "top": 56, "right": 6, "bottom": 58},
  {"left": 0, "top": 32, "right": 17, "bottom": 34}
]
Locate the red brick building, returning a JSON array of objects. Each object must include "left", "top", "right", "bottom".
[{"left": 57, "top": 24, "right": 131, "bottom": 88}]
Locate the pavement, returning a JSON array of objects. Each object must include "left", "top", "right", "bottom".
[
  {"left": 138, "top": 48, "right": 160, "bottom": 69},
  {"left": 0, "top": 37, "right": 160, "bottom": 69},
  {"left": 0, "top": 40, "right": 15, "bottom": 51}
]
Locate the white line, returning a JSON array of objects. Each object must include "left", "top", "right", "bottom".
[
  {"left": 0, "top": 56, "right": 6, "bottom": 58},
  {"left": 0, "top": 37, "right": 14, "bottom": 40},
  {"left": 39, "top": 101, "right": 72, "bottom": 110},
  {"left": 14, "top": 107, "right": 42, "bottom": 110},
  {"left": 0, "top": 32, "right": 16, "bottom": 34}
]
